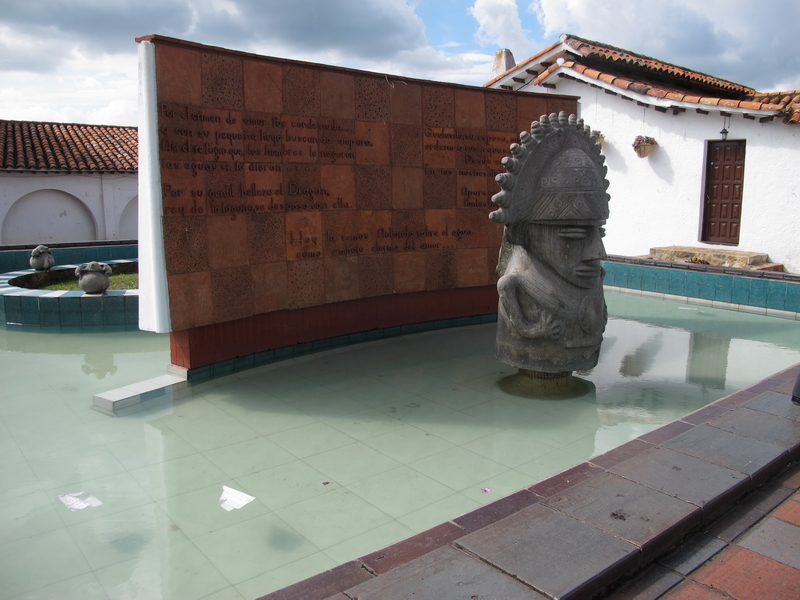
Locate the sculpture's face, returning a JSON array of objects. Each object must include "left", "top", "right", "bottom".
[{"left": 527, "top": 223, "right": 606, "bottom": 288}]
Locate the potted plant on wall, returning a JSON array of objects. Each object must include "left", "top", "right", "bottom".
[
  {"left": 592, "top": 130, "right": 604, "bottom": 145},
  {"left": 632, "top": 136, "right": 656, "bottom": 158}
]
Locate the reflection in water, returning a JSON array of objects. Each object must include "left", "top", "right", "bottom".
[
  {"left": 686, "top": 331, "right": 732, "bottom": 390},
  {"left": 619, "top": 332, "right": 663, "bottom": 378},
  {"left": 82, "top": 351, "right": 118, "bottom": 379},
  {"left": 499, "top": 371, "right": 596, "bottom": 401}
]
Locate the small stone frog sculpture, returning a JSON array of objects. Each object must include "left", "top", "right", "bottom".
[
  {"left": 29, "top": 245, "right": 55, "bottom": 271},
  {"left": 76, "top": 261, "right": 112, "bottom": 294}
]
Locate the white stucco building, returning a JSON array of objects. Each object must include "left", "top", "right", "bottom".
[
  {"left": 0, "top": 120, "right": 139, "bottom": 246},
  {"left": 487, "top": 35, "right": 800, "bottom": 272}
]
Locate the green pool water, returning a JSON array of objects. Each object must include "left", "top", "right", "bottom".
[{"left": 1, "top": 291, "right": 799, "bottom": 600}]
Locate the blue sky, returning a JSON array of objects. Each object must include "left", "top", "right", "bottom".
[{"left": 1, "top": 0, "right": 798, "bottom": 126}]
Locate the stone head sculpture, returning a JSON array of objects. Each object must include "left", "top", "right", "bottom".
[
  {"left": 30, "top": 245, "right": 54, "bottom": 271},
  {"left": 490, "top": 112, "right": 610, "bottom": 376}
]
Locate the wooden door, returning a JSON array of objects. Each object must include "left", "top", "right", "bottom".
[{"left": 701, "top": 141, "right": 746, "bottom": 244}]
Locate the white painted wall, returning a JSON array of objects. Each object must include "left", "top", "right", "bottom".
[
  {"left": 510, "top": 82, "right": 800, "bottom": 272},
  {"left": 0, "top": 171, "right": 138, "bottom": 245}
]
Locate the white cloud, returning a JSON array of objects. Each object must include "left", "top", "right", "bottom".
[
  {"left": 469, "top": 0, "right": 536, "bottom": 57},
  {"left": 528, "top": 0, "right": 800, "bottom": 91}
]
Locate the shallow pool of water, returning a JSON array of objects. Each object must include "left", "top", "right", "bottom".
[{"left": 2, "top": 292, "right": 799, "bottom": 599}]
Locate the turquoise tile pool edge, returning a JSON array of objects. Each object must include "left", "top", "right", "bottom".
[
  {"left": 0, "top": 260, "right": 139, "bottom": 327},
  {"left": 602, "top": 261, "right": 800, "bottom": 316}
]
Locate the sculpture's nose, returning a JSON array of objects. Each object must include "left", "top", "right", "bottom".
[{"left": 585, "top": 229, "right": 607, "bottom": 261}]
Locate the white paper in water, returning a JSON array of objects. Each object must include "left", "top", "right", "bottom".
[
  {"left": 58, "top": 492, "right": 103, "bottom": 511},
  {"left": 219, "top": 486, "right": 256, "bottom": 511}
]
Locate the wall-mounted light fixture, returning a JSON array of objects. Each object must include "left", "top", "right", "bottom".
[{"left": 720, "top": 115, "right": 730, "bottom": 140}]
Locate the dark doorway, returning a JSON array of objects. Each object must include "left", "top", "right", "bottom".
[{"left": 701, "top": 141, "right": 746, "bottom": 244}]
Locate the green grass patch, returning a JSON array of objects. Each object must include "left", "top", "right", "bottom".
[{"left": 42, "top": 273, "right": 139, "bottom": 291}]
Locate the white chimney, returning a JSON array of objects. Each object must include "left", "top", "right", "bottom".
[{"left": 492, "top": 49, "right": 516, "bottom": 78}]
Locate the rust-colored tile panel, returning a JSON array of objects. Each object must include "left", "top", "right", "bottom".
[
  {"left": 201, "top": 52, "right": 244, "bottom": 111},
  {"left": 354, "top": 121, "right": 390, "bottom": 165},
  {"left": 247, "top": 212, "right": 286, "bottom": 264},
  {"left": 455, "top": 89, "right": 486, "bottom": 129},
  {"left": 206, "top": 157, "right": 245, "bottom": 208},
  {"left": 456, "top": 248, "right": 489, "bottom": 287},
  {"left": 318, "top": 119, "right": 356, "bottom": 165},
  {"left": 320, "top": 71, "right": 355, "bottom": 119},
  {"left": 392, "top": 209, "right": 426, "bottom": 246},
  {"left": 457, "top": 171, "right": 488, "bottom": 210},
  {"left": 161, "top": 159, "right": 207, "bottom": 216},
  {"left": 325, "top": 255, "right": 360, "bottom": 303},
  {"left": 547, "top": 96, "right": 579, "bottom": 116},
  {"left": 486, "top": 93, "right": 517, "bottom": 131},
  {"left": 283, "top": 164, "right": 321, "bottom": 210},
  {"left": 320, "top": 164, "right": 356, "bottom": 207},
  {"left": 282, "top": 66, "right": 320, "bottom": 117},
  {"left": 390, "top": 123, "right": 423, "bottom": 167},
  {"left": 281, "top": 117, "right": 319, "bottom": 164},
  {"left": 251, "top": 261, "right": 288, "bottom": 314},
  {"left": 356, "top": 165, "right": 392, "bottom": 210},
  {"left": 423, "top": 127, "right": 456, "bottom": 169},
  {"left": 425, "top": 250, "right": 457, "bottom": 290},
  {"left": 323, "top": 210, "right": 359, "bottom": 256},
  {"left": 243, "top": 165, "right": 284, "bottom": 208},
  {"left": 517, "top": 95, "right": 549, "bottom": 132},
  {"left": 284, "top": 211, "right": 323, "bottom": 261},
  {"left": 390, "top": 82, "right": 422, "bottom": 125},
  {"left": 355, "top": 76, "right": 390, "bottom": 121},
  {"left": 425, "top": 209, "right": 458, "bottom": 250},
  {"left": 423, "top": 166, "right": 457, "bottom": 208},
  {"left": 207, "top": 215, "right": 250, "bottom": 270},
  {"left": 163, "top": 215, "right": 209, "bottom": 276},
  {"left": 393, "top": 252, "right": 426, "bottom": 293},
  {"left": 422, "top": 86, "right": 455, "bottom": 128},
  {"left": 391, "top": 167, "right": 424, "bottom": 210},
  {"left": 169, "top": 272, "right": 214, "bottom": 331},
  {"left": 455, "top": 208, "right": 490, "bottom": 248},
  {"left": 211, "top": 265, "right": 254, "bottom": 323},
  {"left": 288, "top": 259, "right": 326, "bottom": 309},
  {"left": 359, "top": 253, "right": 394, "bottom": 298},
  {"left": 358, "top": 210, "right": 392, "bottom": 251},
  {"left": 243, "top": 60, "right": 282, "bottom": 114},
  {"left": 155, "top": 43, "right": 202, "bottom": 106}
]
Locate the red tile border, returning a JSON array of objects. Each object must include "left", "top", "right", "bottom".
[
  {"left": 528, "top": 462, "right": 604, "bottom": 497},
  {"left": 680, "top": 404, "right": 731, "bottom": 425},
  {"left": 453, "top": 489, "right": 542, "bottom": 532},
  {"left": 714, "top": 389, "right": 758, "bottom": 408},
  {"left": 590, "top": 439, "right": 655, "bottom": 468},
  {"left": 358, "top": 522, "right": 468, "bottom": 575},
  {"left": 638, "top": 421, "right": 695, "bottom": 445},
  {"left": 255, "top": 560, "right": 373, "bottom": 600}
]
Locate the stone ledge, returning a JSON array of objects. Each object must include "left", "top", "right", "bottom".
[{"left": 92, "top": 372, "right": 188, "bottom": 416}]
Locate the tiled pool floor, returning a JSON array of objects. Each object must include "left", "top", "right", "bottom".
[{"left": 2, "top": 292, "right": 800, "bottom": 600}]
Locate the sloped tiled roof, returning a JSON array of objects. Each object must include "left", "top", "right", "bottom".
[
  {"left": 0, "top": 120, "right": 138, "bottom": 173},
  {"left": 487, "top": 35, "right": 800, "bottom": 124}
]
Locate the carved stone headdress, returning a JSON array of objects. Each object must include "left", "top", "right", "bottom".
[{"left": 489, "top": 112, "right": 610, "bottom": 226}]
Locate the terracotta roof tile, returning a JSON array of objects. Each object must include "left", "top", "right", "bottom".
[
  {"left": 0, "top": 119, "right": 137, "bottom": 173},
  {"left": 499, "top": 34, "right": 800, "bottom": 125},
  {"left": 562, "top": 35, "right": 754, "bottom": 95}
]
